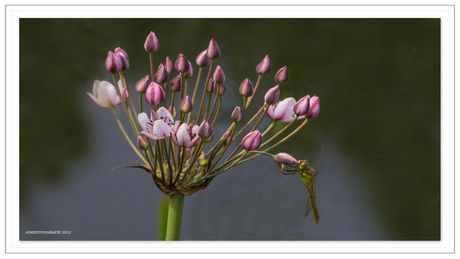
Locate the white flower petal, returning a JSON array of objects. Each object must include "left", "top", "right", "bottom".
[{"left": 138, "top": 113, "right": 150, "bottom": 132}]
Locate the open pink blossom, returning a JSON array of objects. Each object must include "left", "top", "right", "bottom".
[
  {"left": 171, "top": 122, "right": 200, "bottom": 148},
  {"left": 86, "top": 80, "right": 127, "bottom": 108},
  {"left": 138, "top": 108, "right": 174, "bottom": 140},
  {"left": 267, "top": 97, "right": 296, "bottom": 123}
]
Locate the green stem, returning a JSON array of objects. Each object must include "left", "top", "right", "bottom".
[
  {"left": 196, "top": 60, "right": 214, "bottom": 124},
  {"left": 165, "top": 193, "right": 184, "bottom": 241},
  {"left": 139, "top": 93, "right": 144, "bottom": 113},
  {"left": 149, "top": 53, "right": 155, "bottom": 81},
  {"left": 110, "top": 106, "right": 148, "bottom": 165},
  {"left": 187, "top": 67, "right": 203, "bottom": 124},
  {"left": 245, "top": 74, "right": 262, "bottom": 110},
  {"left": 211, "top": 96, "right": 222, "bottom": 128},
  {"left": 112, "top": 74, "right": 138, "bottom": 137}
]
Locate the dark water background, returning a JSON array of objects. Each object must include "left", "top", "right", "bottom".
[{"left": 19, "top": 18, "right": 440, "bottom": 240}]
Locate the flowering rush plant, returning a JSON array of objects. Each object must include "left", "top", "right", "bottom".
[{"left": 87, "top": 31, "right": 320, "bottom": 240}]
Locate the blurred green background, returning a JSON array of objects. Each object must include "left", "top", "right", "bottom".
[{"left": 20, "top": 18, "right": 440, "bottom": 240}]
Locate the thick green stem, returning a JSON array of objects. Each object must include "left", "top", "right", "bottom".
[{"left": 165, "top": 193, "right": 185, "bottom": 241}]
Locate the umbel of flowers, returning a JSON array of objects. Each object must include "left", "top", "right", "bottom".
[{"left": 87, "top": 31, "right": 320, "bottom": 240}]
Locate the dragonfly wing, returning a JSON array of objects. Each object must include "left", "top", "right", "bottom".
[
  {"left": 304, "top": 195, "right": 312, "bottom": 217},
  {"left": 315, "top": 140, "right": 326, "bottom": 177}
]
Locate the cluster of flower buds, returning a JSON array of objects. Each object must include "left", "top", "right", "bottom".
[{"left": 87, "top": 31, "right": 321, "bottom": 196}]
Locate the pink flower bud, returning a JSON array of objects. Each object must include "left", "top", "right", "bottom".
[
  {"left": 197, "top": 120, "right": 213, "bottom": 142},
  {"left": 145, "top": 82, "right": 165, "bottom": 105},
  {"left": 205, "top": 79, "right": 214, "bottom": 93},
  {"left": 231, "top": 106, "right": 244, "bottom": 122},
  {"left": 175, "top": 53, "right": 190, "bottom": 73},
  {"left": 184, "top": 60, "right": 194, "bottom": 79},
  {"left": 163, "top": 56, "right": 174, "bottom": 74},
  {"left": 135, "top": 75, "right": 150, "bottom": 94},
  {"left": 153, "top": 63, "right": 169, "bottom": 84},
  {"left": 293, "top": 95, "right": 310, "bottom": 116},
  {"left": 275, "top": 152, "right": 299, "bottom": 165},
  {"left": 179, "top": 95, "right": 193, "bottom": 113},
  {"left": 264, "top": 85, "right": 280, "bottom": 105},
  {"left": 137, "top": 136, "right": 150, "bottom": 150},
  {"left": 256, "top": 55, "right": 271, "bottom": 74},
  {"left": 207, "top": 38, "right": 221, "bottom": 59},
  {"left": 114, "top": 47, "right": 129, "bottom": 70},
  {"left": 196, "top": 49, "right": 211, "bottom": 67},
  {"left": 213, "top": 65, "right": 225, "bottom": 84},
  {"left": 274, "top": 66, "right": 289, "bottom": 84},
  {"left": 241, "top": 130, "right": 262, "bottom": 151},
  {"left": 105, "top": 51, "right": 122, "bottom": 74},
  {"left": 169, "top": 75, "right": 182, "bottom": 92},
  {"left": 239, "top": 78, "right": 254, "bottom": 97},
  {"left": 144, "top": 31, "right": 160, "bottom": 53},
  {"left": 305, "top": 95, "right": 320, "bottom": 118},
  {"left": 213, "top": 83, "right": 226, "bottom": 96}
]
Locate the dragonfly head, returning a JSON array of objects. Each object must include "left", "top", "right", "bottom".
[{"left": 298, "top": 160, "right": 309, "bottom": 170}]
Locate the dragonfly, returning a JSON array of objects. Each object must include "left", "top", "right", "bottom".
[{"left": 278, "top": 141, "right": 326, "bottom": 223}]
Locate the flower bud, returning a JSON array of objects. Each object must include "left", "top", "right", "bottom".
[
  {"left": 239, "top": 78, "right": 254, "bottom": 97},
  {"left": 275, "top": 66, "right": 289, "bottom": 84},
  {"left": 213, "top": 83, "right": 226, "bottom": 96},
  {"left": 184, "top": 61, "right": 194, "bottom": 79},
  {"left": 221, "top": 131, "right": 231, "bottom": 145},
  {"left": 144, "top": 31, "right": 160, "bottom": 53},
  {"left": 145, "top": 82, "right": 165, "bottom": 105},
  {"left": 135, "top": 75, "right": 150, "bottom": 94},
  {"left": 114, "top": 47, "right": 129, "bottom": 70},
  {"left": 196, "top": 49, "right": 211, "bottom": 67},
  {"left": 197, "top": 120, "right": 213, "bottom": 142},
  {"left": 137, "top": 136, "right": 150, "bottom": 150},
  {"left": 179, "top": 95, "right": 193, "bottom": 113},
  {"left": 163, "top": 56, "right": 174, "bottom": 74},
  {"left": 231, "top": 106, "right": 244, "bottom": 122},
  {"left": 241, "top": 130, "right": 262, "bottom": 151},
  {"left": 153, "top": 63, "right": 169, "bottom": 84},
  {"left": 169, "top": 75, "right": 182, "bottom": 92},
  {"left": 256, "top": 55, "right": 271, "bottom": 74},
  {"left": 198, "top": 152, "right": 209, "bottom": 167},
  {"left": 105, "top": 51, "right": 122, "bottom": 74},
  {"left": 305, "top": 95, "right": 320, "bottom": 118},
  {"left": 175, "top": 53, "right": 190, "bottom": 73},
  {"left": 206, "top": 38, "right": 221, "bottom": 59},
  {"left": 205, "top": 79, "right": 214, "bottom": 93},
  {"left": 293, "top": 95, "right": 310, "bottom": 116},
  {"left": 213, "top": 66, "right": 225, "bottom": 84},
  {"left": 275, "top": 152, "right": 299, "bottom": 165},
  {"left": 264, "top": 85, "right": 280, "bottom": 105}
]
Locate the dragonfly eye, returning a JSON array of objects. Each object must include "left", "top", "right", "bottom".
[{"left": 300, "top": 160, "right": 309, "bottom": 168}]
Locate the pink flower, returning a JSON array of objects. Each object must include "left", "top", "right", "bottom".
[
  {"left": 138, "top": 107, "right": 174, "bottom": 140},
  {"left": 86, "top": 80, "right": 127, "bottom": 108},
  {"left": 241, "top": 130, "right": 262, "bottom": 151},
  {"left": 267, "top": 97, "right": 296, "bottom": 123},
  {"left": 171, "top": 122, "right": 200, "bottom": 148}
]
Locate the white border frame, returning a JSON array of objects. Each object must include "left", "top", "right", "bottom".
[{"left": 4, "top": 4, "right": 455, "bottom": 254}]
